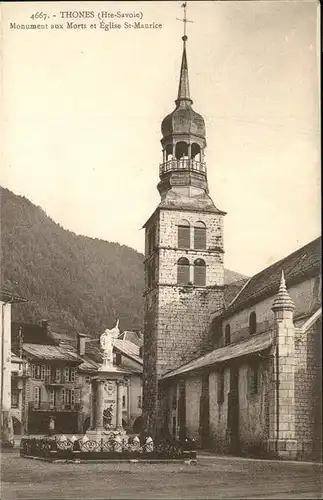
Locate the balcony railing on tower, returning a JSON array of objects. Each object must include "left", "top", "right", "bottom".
[{"left": 159, "top": 158, "right": 206, "bottom": 177}]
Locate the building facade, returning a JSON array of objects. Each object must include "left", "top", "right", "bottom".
[
  {"left": 160, "top": 238, "right": 321, "bottom": 461},
  {"left": 10, "top": 322, "right": 143, "bottom": 435},
  {"left": 0, "top": 289, "right": 26, "bottom": 445},
  {"left": 142, "top": 33, "right": 225, "bottom": 436}
]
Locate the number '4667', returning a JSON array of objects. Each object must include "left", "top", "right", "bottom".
[{"left": 30, "top": 12, "right": 48, "bottom": 20}]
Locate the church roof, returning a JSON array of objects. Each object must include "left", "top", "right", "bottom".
[
  {"left": 158, "top": 192, "right": 225, "bottom": 214},
  {"left": 220, "top": 237, "right": 321, "bottom": 318},
  {"left": 162, "top": 330, "right": 273, "bottom": 379}
]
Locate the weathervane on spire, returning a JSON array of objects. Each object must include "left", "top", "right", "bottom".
[{"left": 176, "top": 2, "right": 193, "bottom": 41}]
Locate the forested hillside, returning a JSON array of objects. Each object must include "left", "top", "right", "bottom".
[
  {"left": 1, "top": 187, "right": 247, "bottom": 336},
  {"left": 1, "top": 187, "right": 144, "bottom": 334}
]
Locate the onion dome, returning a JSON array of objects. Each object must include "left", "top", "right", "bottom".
[{"left": 161, "top": 37, "right": 206, "bottom": 140}]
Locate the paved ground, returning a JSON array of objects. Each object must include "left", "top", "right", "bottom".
[{"left": 1, "top": 449, "right": 322, "bottom": 499}]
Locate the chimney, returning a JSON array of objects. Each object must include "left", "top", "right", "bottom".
[
  {"left": 41, "top": 319, "right": 50, "bottom": 334},
  {"left": 77, "top": 333, "right": 86, "bottom": 356}
]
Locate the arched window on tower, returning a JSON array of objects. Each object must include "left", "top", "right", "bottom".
[
  {"left": 177, "top": 257, "right": 190, "bottom": 285},
  {"left": 175, "top": 142, "right": 188, "bottom": 160},
  {"left": 178, "top": 219, "right": 190, "bottom": 249},
  {"left": 165, "top": 144, "right": 173, "bottom": 162},
  {"left": 194, "top": 258, "right": 206, "bottom": 286},
  {"left": 194, "top": 221, "right": 206, "bottom": 250},
  {"left": 191, "top": 143, "right": 201, "bottom": 162},
  {"left": 249, "top": 311, "right": 257, "bottom": 335}
]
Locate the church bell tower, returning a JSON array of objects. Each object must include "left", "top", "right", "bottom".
[{"left": 143, "top": 20, "right": 226, "bottom": 434}]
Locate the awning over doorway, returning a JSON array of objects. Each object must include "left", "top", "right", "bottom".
[{"left": 161, "top": 330, "right": 273, "bottom": 380}]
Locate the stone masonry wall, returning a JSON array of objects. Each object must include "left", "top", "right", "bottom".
[
  {"left": 156, "top": 285, "right": 223, "bottom": 377},
  {"left": 142, "top": 288, "right": 159, "bottom": 432},
  {"left": 209, "top": 368, "right": 230, "bottom": 451},
  {"left": 295, "top": 318, "right": 322, "bottom": 460},
  {"left": 185, "top": 375, "right": 202, "bottom": 442},
  {"left": 238, "top": 360, "right": 269, "bottom": 456}
]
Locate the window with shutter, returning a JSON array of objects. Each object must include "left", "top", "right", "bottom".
[
  {"left": 178, "top": 220, "right": 190, "bottom": 248},
  {"left": 11, "top": 390, "right": 19, "bottom": 408},
  {"left": 194, "top": 221, "right": 206, "bottom": 249},
  {"left": 194, "top": 259, "right": 206, "bottom": 286},
  {"left": 177, "top": 257, "right": 190, "bottom": 285},
  {"left": 32, "top": 364, "right": 36, "bottom": 379},
  {"left": 74, "top": 388, "right": 81, "bottom": 404},
  {"left": 34, "top": 365, "right": 41, "bottom": 380},
  {"left": 55, "top": 368, "right": 61, "bottom": 383},
  {"left": 34, "top": 386, "right": 41, "bottom": 408},
  {"left": 41, "top": 365, "right": 46, "bottom": 380},
  {"left": 49, "top": 389, "right": 55, "bottom": 408}
]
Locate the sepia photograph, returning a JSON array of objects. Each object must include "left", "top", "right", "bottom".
[{"left": 0, "top": 1, "right": 321, "bottom": 499}]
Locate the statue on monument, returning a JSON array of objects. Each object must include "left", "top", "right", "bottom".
[
  {"left": 99, "top": 319, "right": 120, "bottom": 370},
  {"left": 103, "top": 404, "right": 114, "bottom": 429}
]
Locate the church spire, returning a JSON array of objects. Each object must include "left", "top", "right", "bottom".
[
  {"left": 176, "top": 37, "right": 192, "bottom": 105},
  {"left": 176, "top": 2, "right": 193, "bottom": 105}
]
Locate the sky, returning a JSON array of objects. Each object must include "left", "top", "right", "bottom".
[{"left": 2, "top": 1, "right": 320, "bottom": 277}]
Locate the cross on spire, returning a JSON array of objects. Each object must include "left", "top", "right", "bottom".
[{"left": 176, "top": 2, "right": 193, "bottom": 41}]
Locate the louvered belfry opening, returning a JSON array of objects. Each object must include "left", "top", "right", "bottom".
[
  {"left": 177, "top": 257, "right": 190, "bottom": 285},
  {"left": 194, "top": 221, "right": 206, "bottom": 249},
  {"left": 194, "top": 258, "right": 206, "bottom": 286},
  {"left": 178, "top": 220, "right": 190, "bottom": 249}
]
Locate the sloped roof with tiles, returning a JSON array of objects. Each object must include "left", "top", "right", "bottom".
[
  {"left": 22, "top": 343, "right": 83, "bottom": 364},
  {"left": 220, "top": 237, "right": 321, "bottom": 318},
  {"left": 118, "top": 330, "right": 143, "bottom": 348},
  {"left": 114, "top": 339, "right": 143, "bottom": 365},
  {"left": 162, "top": 330, "right": 273, "bottom": 380}
]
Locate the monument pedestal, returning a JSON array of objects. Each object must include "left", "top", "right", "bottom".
[{"left": 86, "top": 365, "right": 128, "bottom": 440}]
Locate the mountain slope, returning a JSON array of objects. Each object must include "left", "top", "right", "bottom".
[
  {"left": 1, "top": 187, "right": 247, "bottom": 336},
  {"left": 1, "top": 187, "right": 144, "bottom": 334}
]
